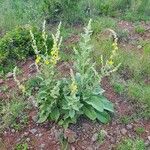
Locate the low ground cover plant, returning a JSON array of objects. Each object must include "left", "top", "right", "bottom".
[{"left": 15, "top": 20, "right": 121, "bottom": 128}]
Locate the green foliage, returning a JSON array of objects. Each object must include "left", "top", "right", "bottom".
[
  {"left": 29, "top": 20, "right": 120, "bottom": 128},
  {"left": 0, "top": 98, "right": 27, "bottom": 132},
  {"left": 15, "top": 143, "right": 28, "bottom": 150},
  {"left": 135, "top": 26, "right": 145, "bottom": 34},
  {"left": 117, "top": 138, "right": 146, "bottom": 150},
  {"left": 113, "top": 82, "right": 125, "bottom": 94},
  {"left": 0, "top": 25, "right": 53, "bottom": 73},
  {"left": 135, "top": 127, "right": 145, "bottom": 135},
  {"left": 119, "top": 115, "right": 133, "bottom": 125},
  {"left": 0, "top": 0, "right": 45, "bottom": 31},
  {"left": 127, "top": 81, "right": 150, "bottom": 107}
]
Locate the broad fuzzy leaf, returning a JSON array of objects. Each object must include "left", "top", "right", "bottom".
[
  {"left": 96, "top": 111, "right": 110, "bottom": 124},
  {"left": 85, "top": 95, "right": 104, "bottom": 112},
  {"left": 82, "top": 105, "right": 97, "bottom": 120}
]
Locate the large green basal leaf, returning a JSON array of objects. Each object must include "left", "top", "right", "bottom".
[
  {"left": 96, "top": 111, "right": 110, "bottom": 124},
  {"left": 85, "top": 95, "right": 104, "bottom": 112},
  {"left": 100, "top": 96, "right": 114, "bottom": 113},
  {"left": 82, "top": 104, "right": 97, "bottom": 120}
]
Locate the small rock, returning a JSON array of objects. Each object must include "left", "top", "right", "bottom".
[
  {"left": 145, "top": 140, "right": 150, "bottom": 147},
  {"left": 11, "top": 129, "right": 15, "bottom": 133},
  {"left": 126, "top": 124, "right": 133, "bottom": 130},
  {"left": 121, "top": 128, "right": 127, "bottom": 135},
  {"left": 40, "top": 144, "right": 45, "bottom": 148},
  {"left": 101, "top": 130, "right": 108, "bottom": 136},
  {"left": 24, "top": 132, "right": 29, "bottom": 136},
  {"left": 32, "top": 115, "right": 38, "bottom": 122},
  {"left": 110, "top": 137, "right": 116, "bottom": 144},
  {"left": 64, "top": 129, "right": 77, "bottom": 143},
  {"left": 30, "top": 128, "right": 37, "bottom": 134},
  {"left": 0, "top": 79, "right": 4, "bottom": 84},
  {"left": 137, "top": 45, "right": 142, "bottom": 49},
  {"left": 26, "top": 138, "right": 30, "bottom": 142},
  {"left": 71, "top": 146, "right": 76, "bottom": 150},
  {"left": 92, "top": 133, "right": 99, "bottom": 142},
  {"left": 38, "top": 133, "right": 42, "bottom": 137},
  {"left": 148, "top": 136, "right": 150, "bottom": 141},
  {"left": 6, "top": 72, "right": 13, "bottom": 78}
]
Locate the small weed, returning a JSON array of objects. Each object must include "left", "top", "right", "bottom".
[
  {"left": 135, "top": 127, "right": 145, "bottom": 135},
  {"left": 116, "top": 138, "right": 145, "bottom": 150},
  {"left": 15, "top": 142, "right": 28, "bottom": 150},
  {"left": 0, "top": 98, "right": 27, "bottom": 132},
  {"left": 135, "top": 26, "right": 145, "bottom": 34},
  {"left": 119, "top": 115, "right": 132, "bottom": 125},
  {"left": 113, "top": 82, "right": 125, "bottom": 94},
  {"left": 98, "top": 130, "right": 107, "bottom": 144}
]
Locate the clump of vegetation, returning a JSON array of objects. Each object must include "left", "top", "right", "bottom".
[
  {"left": 23, "top": 20, "right": 120, "bottom": 128},
  {"left": 0, "top": 25, "right": 53, "bottom": 73},
  {"left": 0, "top": 98, "right": 27, "bottom": 132},
  {"left": 117, "top": 138, "right": 146, "bottom": 150}
]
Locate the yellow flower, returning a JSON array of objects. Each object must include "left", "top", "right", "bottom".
[
  {"left": 35, "top": 55, "right": 41, "bottom": 64},
  {"left": 108, "top": 60, "right": 114, "bottom": 66},
  {"left": 19, "top": 85, "right": 26, "bottom": 93},
  {"left": 70, "top": 81, "right": 78, "bottom": 94},
  {"left": 45, "top": 60, "right": 50, "bottom": 65}
]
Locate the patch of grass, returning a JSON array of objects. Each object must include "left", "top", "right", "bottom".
[
  {"left": 135, "top": 26, "right": 145, "bottom": 34},
  {"left": 135, "top": 127, "right": 145, "bottom": 135},
  {"left": 97, "top": 130, "right": 107, "bottom": 144},
  {"left": 15, "top": 142, "right": 28, "bottom": 150},
  {"left": 92, "top": 17, "right": 117, "bottom": 34},
  {"left": 117, "top": 138, "right": 146, "bottom": 150},
  {"left": 112, "top": 82, "right": 125, "bottom": 94},
  {"left": 0, "top": 97, "right": 27, "bottom": 132},
  {"left": 119, "top": 115, "right": 133, "bottom": 125},
  {"left": 127, "top": 81, "right": 150, "bottom": 107}
]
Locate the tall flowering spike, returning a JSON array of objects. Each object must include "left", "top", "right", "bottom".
[
  {"left": 70, "top": 69, "right": 78, "bottom": 95},
  {"left": 42, "top": 20, "right": 48, "bottom": 55},
  {"left": 30, "top": 30, "right": 39, "bottom": 55},
  {"left": 106, "top": 29, "right": 119, "bottom": 66},
  {"left": 50, "top": 22, "right": 62, "bottom": 65},
  {"left": 13, "top": 67, "right": 25, "bottom": 94}
]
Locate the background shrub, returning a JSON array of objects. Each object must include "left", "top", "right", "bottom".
[{"left": 0, "top": 26, "right": 53, "bottom": 73}]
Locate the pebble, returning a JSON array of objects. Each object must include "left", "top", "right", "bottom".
[
  {"left": 137, "top": 45, "right": 142, "bottom": 49},
  {"left": 26, "top": 138, "right": 30, "bottom": 142},
  {"left": 30, "top": 128, "right": 37, "bottom": 134},
  {"left": 11, "top": 129, "right": 15, "bottom": 133},
  {"left": 40, "top": 144, "right": 45, "bottom": 148},
  {"left": 24, "top": 132, "right": 29, "bottom": 136},
  {"left": 91, "top": 133, "right": 99, "bottom": 142},
  {"left": 38, "top": 133, "right": 42, "bottom": 137},
  {"left": 32, "top": 115, "right": 38, "bottom": 122},
  {"left": 121, "top": 128, "right": 127, "bottom": 135},
  {"left": 145, "top": 140, "right": 150, "bottom": 147},
  {"left": 0, "top": 79, "right": 4, "bottom": 84},
  {"left": 101, "top": 130, "right": 108, "bottom": 136},
  {"left": 126, "top": 124, "right": 133, "bottom": 130},
  {"left": 6, "top": 72, "right": 13, "bottom": 78}
]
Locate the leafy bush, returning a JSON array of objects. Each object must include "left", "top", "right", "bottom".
[
  {"left": 0, "top": 25, "right": 53, "bottom": 73},
  {"left": 27, "top": 20, "right": 120, "bottom": 128}
]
